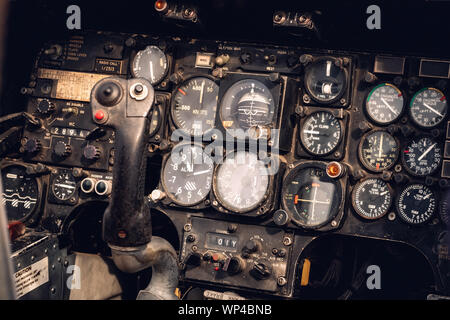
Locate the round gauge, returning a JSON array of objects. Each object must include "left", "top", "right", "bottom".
[
  {"left": 52, "top": 170, "right": 77, "bottom": 201},
  {"left": 358, "top": 130, "right": 399, "bottom": 172},
  {"left": 282, "top": 164, "right": 343, "bottom": 228},
  {"left": 304, "top": 58, "right": 347, "bottom": 104},
  {"left": 131, "top": 45, "right": 168, "bottom": 85},
  {"left": 162, "top": 144, "right": 214, "bottom": 206},
  {"left": 220, "top": 79, "right": 275, "bottom": 136},
  {"left": 1, "top": 166, "right": 39, "bottom": 221},
  {"left": 352, "top": 178, "right": 392, "bottom": 220},
  {"left": 149, "top": 105, "right": 162, "bottom": 137},
  {"left": 402, "top": 137, "right": 442, "bottom": 177},
  {"left": 171, "top": 77, "right": 219, "bottom": 136},
  {"left": 300, "top": 111, "right": 342, "bottom": 156},
  {"left": 213, "top": 151, "right": 269, "bottom": 213},
  {"left": 396, "top": 184, "right": 436, "bottom": 225},
  {"left": 410, "top": 87, "right": 448, "bottom": 128},
  {"left": 365, "top": 83, "right": 404, "bottom": 125}
]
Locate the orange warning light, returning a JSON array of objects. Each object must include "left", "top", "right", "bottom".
[
  {"left": 326, "top": 162, "right": 342, "bottom": 179},
  {"left": 155, "top": 0, "right": 168, "bottom": 12}
]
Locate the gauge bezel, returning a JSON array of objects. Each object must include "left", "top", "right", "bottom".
[
  {"left": 0, "top": 163, "right": 42, "bottom": 223},
  {"left": 50, "top": 169, "right": 78, "bottom": 203},
  {"left": 131, "top": 45, "right": 169, "bottom": 86},
  {"left": 351, "top": 177, "right": 394, "bottom": 220},
  {"left": 281, "top": 161, "right": 346, "bottom": 230},
  {"left": 160, "top": 143, "right": 214, "bottom": 208},
  {"left": 364, "top": 83, "right": 405, "bottom": 126},
  {"left": 170, "top": 75, "right": 220, "bottom": 138},
  {"left": 409, "top": 87, "right": 448, "bottom": 128},
  {"left": 358, "top": 129, "right": 400, "bottom": 173},
  {"left": 395, "top": 183, "right": 437, "bottom": 225},
  {"left": 304, "top": 56, "right": 349, "bottom": 105},
  {"left": 401, "top": 135, "right": 442, "bottom": 177},
  {"left": 299, "top": 110, "right": 343, "bottom": 156},
  {"left": 211, "top": 150, "right": 276, "bottom": 215}
]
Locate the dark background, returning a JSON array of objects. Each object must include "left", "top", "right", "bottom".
[{"left": 2, "top": 0, "right": 450, "bottom": 114}]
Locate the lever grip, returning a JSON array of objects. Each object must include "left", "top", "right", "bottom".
[{"left": 91, "top": 77, "right": 154, "bottom": 247}]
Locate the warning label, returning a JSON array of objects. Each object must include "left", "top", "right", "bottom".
[{"left": 14, "top": 257, "right": 49, "bottom": 299}]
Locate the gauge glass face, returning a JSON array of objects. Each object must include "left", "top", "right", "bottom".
[
  {"left": 366, "top": 83, "right": 404, "bottom": 125},
  {"left": 359, "top": 131, "right": 399, "bottom": 172},
  {"left": 402, "top": 137, "right": 441, "bottom": 177},
  {"left": 352, "top": 178, "right": 392, "bottom": 219},
  {"left": 132, "top": 46, "right": 168, "bottom": 85},
  {"left": 214, "top": 151, "right": 269, "bottom": 213},
  {"left": 396, "top": 184, "right": 436, "bottom": 225},
  {"left": 305, "top": 59, "right": 347, "bottom": 103},
  {"left": 301, "top": 111, "right": 342, "bottom": 155},
  {"left": 52, "top": 170, "right": 77, "bottom": 201},
  {"left": 220, "top": 79, "right": 275, "bottom": 136},
  {"left": 162, "top": 144, "right": 214, "bottom": 206},
  {"left": 282, "top": 165, "right": 342, "bottom": 227},
  {"left": 171, "top": 77, "right": 219, "bottom": 136},
  {"left": 1, "top": 166, "right": 39, "bottom": 221},
  {"left": 410, "top": 88, "right": 448, "bottom": 128}
]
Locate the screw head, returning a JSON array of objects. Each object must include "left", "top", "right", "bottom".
[
  {"left": 283, "top": 236, "right": 293, "bottom": 246},
  {"left": 184, "top": 224, "right": 192, "bottom": 232}
]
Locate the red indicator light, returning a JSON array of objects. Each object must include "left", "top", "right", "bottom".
[
  {"left": 441, "top": 96, "right": 446, "bottom": 102},
  {"left": 95, "top": 110, "right": 105, "bottom": 121},
  {"left": 214, "top": 267, "right": 219, "bottom": 271},
  {"left": 155, "top": 0, "right": 168, "bottom": 12}
]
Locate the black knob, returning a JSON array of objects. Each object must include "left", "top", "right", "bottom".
[
  {"left": 96, "top": 81, "right": 122, "bottom": 106},
  {"left": 273, "top": 209, "right": 290, "bottom": 226},
  {"left": 37, "top": 99, "right": 55, "bottom": 115},
  {"left": 227, "top": 257, "right": 245, "bottom": 275},
  {"left": 240, "top": 52, "right": 252, "bottom": 64},
  {"left": 23, "top": 138, "right": 41, "bottom": 153},
  {"left": 250, "top": 261, "right": 272, "bottom": 280},
  {"left": 53, "top": 141, "right": 71, "bottom": 157},
  {"left": 243, "top": 240, "right": 260, "bottom": 254},
  {"left": 83, "top": 145, "right": 101, "bottom": 161},
  {"left": 185, "top": 253, "right": 202, "bottom": 267}
]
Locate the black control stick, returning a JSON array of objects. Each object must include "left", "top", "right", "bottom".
[{"left": 91, "top": 77, "right": 154, "bottom": 247}]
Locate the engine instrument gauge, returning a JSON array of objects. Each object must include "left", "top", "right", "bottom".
[
  {"left": 300, "top": 111, "right": 342, "bottom": 156},
  {"left": 220, "top": 79, "right": 275, "bottom": 136},
  {"left": 365, "top": 83, "right": 404, "bottom": 125},
  {"left": 131, "top": 46, "right": 168, "bottom": 85},
  {"left": 1, "top": 166, "right": 39, "bottom": 221},
  {"left": 304, "top": 58, "right": 347, "bottom": 104},
  {"left": 162, "top": 144, "right": 214, "bottom": 206},
  {"left": 396, "top": 184, "right": 436, "bottom": 225},
  {"left": 402, "top": 137, "right": 442, "bottom": 177},
  {"left": 52, "top": 170, "right": 77, "bottom": 201},
  {"left": 282, "top": 163, "right": 343, "bottom": 228},
  {"left": 358, "top": 130, "right": 399, "bottom": 172},
  {"left": 410, "top": 87, "right": 448, "bottom": 128},
  {"left": 213, "top": 151, "right": 269, "bottom": 213},
  {"left": 352, "top": 178, "right": 392, "bottom": 220},
  {"left": 171, "top": 77, "right": 219, "bottom": 136}
]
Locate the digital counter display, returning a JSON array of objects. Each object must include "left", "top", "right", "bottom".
[
  {"left": 51, "top": 127, "right": 90, "bottom": 138},
  {"left": 205, "top": 233, "right": 238, "bottom": 252}
]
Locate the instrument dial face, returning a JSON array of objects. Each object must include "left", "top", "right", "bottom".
[
  {"left": 162, "top": 144, "right": 214, "bottom": 206},
  {"left": 131, "top": 46, "right": 168, "bottom": 85},
  {"left": 305, "top": 58, "right": 347, "bottom": 103},
  {"left": 171, "top": 77, "right": 219, "bottom": 136},
  {"left": 282, "top": 165, "right": 342, "bottom": 228},
  {"left": 410, "top": 87, "right": 448, "bottom": 128},
  {"left": 352, "top": 178, "right": 392, "bottom": 220},
  {"left": 365, "top": 83, "right": 404, "bottom": 125},
  {"left": 359, "top": 131, "right": 399, "bottom": 172},
  {"left": 396, "top": 184, "right": 436, "bottom": 225},
  {"left": 300, "top": 111, "right": 342, "bottom": 156},
  {"left": 220, "top": 79, "right": 275, "bottom": 136},
  {"left": 1, "top": 166, "right": 39, "bottom": 221},
  {"left": 52, "top": 170, "right": 77, "bottom": 201},
  {"left": 214, "top": 151, "right": 269, "bottom": 213},
  {"left": 402, "top": 137, "right": 442, "bottom": 177}
]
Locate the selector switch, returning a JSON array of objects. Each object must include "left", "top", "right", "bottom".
[
  {"left": 37, "top": 99, "right": 55, "bottom": 115},
  {"left": 23, "top": 138, "right": 41, "bottom": 154},
  {"left": 83, "top": 145, "right": 101, "bottom": 161},
  {"left": 250, "top": 261, "right": 272, "bottom": 280},
  {"left": 227, "top": 257, "right": 245, "bottom": 275},
  {"left": 53, "top": 141, "right": 71, "bottom": 158},
  {"left": 243, "top": 239, "right": 260, "bottom": 254}
]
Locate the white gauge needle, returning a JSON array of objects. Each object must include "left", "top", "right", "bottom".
[
  {"left": 199, "top": 80, "right": 205, "bottom": 105},
  {"left": 423, "top": 193, "right": 431, "bottom": 200},
  {"left": 378, "top": 133, "right": 384, "bottom": 158},
  {"left": 423, "top": 103, "right": 444, "bottom": 117},
  {"left": 191, "top": 170, "right": 211, "bottom": 176},
  {"left": 303, "top": 130, "right": 320, "bottom": 135},
  {"left": 54, "top": 184, "right": 75, "bottom": 189},
  {"left": 381, "top": 98, "right": 398, "bottom": 115},
  {"left": 150, "top": 61, "right": 155, "bottom": 83},
  {"left": 418, "top": 143, "right": 436, "bottom": 161}
]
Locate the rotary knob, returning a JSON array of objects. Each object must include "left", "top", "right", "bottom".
[
  {"left": 227, "top": 257, "right": 245, "bottom": 275},
  {"left": 243, "top": 239, "right": 260, "bottom": 254},
  {"left": 53, "top": 141, "right": 71, "bottom": 157},
  {"left": 37, "top": 99, "right": 55, "bottom": 115},
  {"left": 23, "top": 138, "right": 41, "bottom": 154},
  {"left": 250, "top": 261, "right": 272, "bottom": 280},
  {"left": 83, "top": 145, "right": 101, "bottom": 161}
]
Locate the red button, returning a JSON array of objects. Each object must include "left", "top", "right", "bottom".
[
  {"left": 212, "top": 254, "right": 219, "bottom": 262},
  {"left": 95, "top": 110, "right": 105, "bottom": 121}
]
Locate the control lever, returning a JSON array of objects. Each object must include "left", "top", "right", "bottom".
[{"left": 90, "top": 77, "right": 179, "bottom": 300}]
